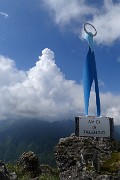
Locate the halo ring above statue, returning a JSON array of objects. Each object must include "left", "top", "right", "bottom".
[{"left": 84, "top": 23, "right": 97, "bottom": 37}]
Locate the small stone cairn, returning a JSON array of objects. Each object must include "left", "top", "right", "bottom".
[{"left": 18, "top": 151, "right": 40, "bottom": 178}]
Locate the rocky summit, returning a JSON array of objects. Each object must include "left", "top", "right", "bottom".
[{"left": 54, "top": 134, "right": 120, "bottom": 180}]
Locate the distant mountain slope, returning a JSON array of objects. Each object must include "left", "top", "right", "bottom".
[
  {"left": 114, "top": 125, "right": 120, "bottom": 140},
  {"left": 0, "top": 120, "right": 119, "bottom": 167},
  {"left": 0, "top": 120, "right": 74, "bottom": 166}
]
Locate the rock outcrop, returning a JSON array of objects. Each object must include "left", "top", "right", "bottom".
[
  {"left": 55, "top": 134, "right": 120, "bottom": 180},
  {"left": 18, "top": 151, "right": 40, "bottom": 178},
  {"left": 17, "top": 151, "right": 58, "bottom": 179},
  {"left": 0, "top": 160, "right": 17, "bottom": 180}
]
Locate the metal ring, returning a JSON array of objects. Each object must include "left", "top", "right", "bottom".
[{"left": 84, "top": 23, "right": 97, "bottom": 37}]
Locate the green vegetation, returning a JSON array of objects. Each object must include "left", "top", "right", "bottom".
[
  {"left": 7, "top": 163, "right": 27, "bottom": 180},
  {"left": 0, "top": 119, "right": 74, "bottom": 167},
  {"left": 101, "top": 152, "right": 120, "bottom": 173},
  {"left": 39, "top": 175, "right": 59, "bottom": 180},
  {"left": 6, "top": 162, "right": 59, "bottom": 180},
  {"left": 86, "top": 163, "right": 94, "bottom": 171},
  {"left": 19, "top": 175, "right": 59, "bottom": 180}
]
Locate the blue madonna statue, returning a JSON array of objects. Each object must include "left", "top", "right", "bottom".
[{"left": 83, "top": 23, "right": 101, "bottom": 117}]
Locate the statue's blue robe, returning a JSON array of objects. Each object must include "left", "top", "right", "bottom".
[{"left": 83, "top": 47, "right": 101, "bottom": 116}]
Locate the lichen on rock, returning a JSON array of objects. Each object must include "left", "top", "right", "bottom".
[{"left": 54, "top": 134, "right": 120, "bottom": 180}]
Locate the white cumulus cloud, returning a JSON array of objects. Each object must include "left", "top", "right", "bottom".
[
  {"left": 0, "top": 49, "right": 84, "bottom": 121},
  {"left": 0, "top": 12, "right": 9, "bottom": 18},
  {"left": 0, "top": 55, "right": 26, "bottom": 87},
  {"left": 43, "top": 0, "right": 97, "bottom": 25},
  {"left": 43, "top": 0, "right": 120, "bottom": 45},
  {"left": 91, "top": 0, "right": 120, "bottom": 45},
  {"left": 0, "top": 48, "right": 120, "bottom": 124}
]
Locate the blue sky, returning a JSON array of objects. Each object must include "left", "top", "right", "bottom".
[
  {"left": 0, "top": 0, "right": 120, "bottom": 123},
  {"left": 0, "top": 0, "right": 120, "bottom": 92}
]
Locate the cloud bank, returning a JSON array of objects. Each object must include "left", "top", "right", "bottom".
[
  {"left": 0, "top": 48, "right": 120, "bottom": 124},
  {"left": 43, "top": 0, "right": 120, "bottom": 45}
]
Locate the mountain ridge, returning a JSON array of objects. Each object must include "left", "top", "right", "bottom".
[
  {"left": 0, "top": 119, "right": 119, "bottom": 166},
  {"left": 0, "top": 119, "right": 74, "bottom": 166}
]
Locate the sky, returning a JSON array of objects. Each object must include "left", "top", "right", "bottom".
[{"left": 0, "top": 0, "right": 120, "bottom": 124}]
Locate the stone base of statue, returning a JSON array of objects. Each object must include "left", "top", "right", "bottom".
[{"left": 75, "top": 116, "right": 114, "bottom": 139}]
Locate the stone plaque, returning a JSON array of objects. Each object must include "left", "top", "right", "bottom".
[{"left": 75, "top": 116, "right": 114, "bottom": 139}]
